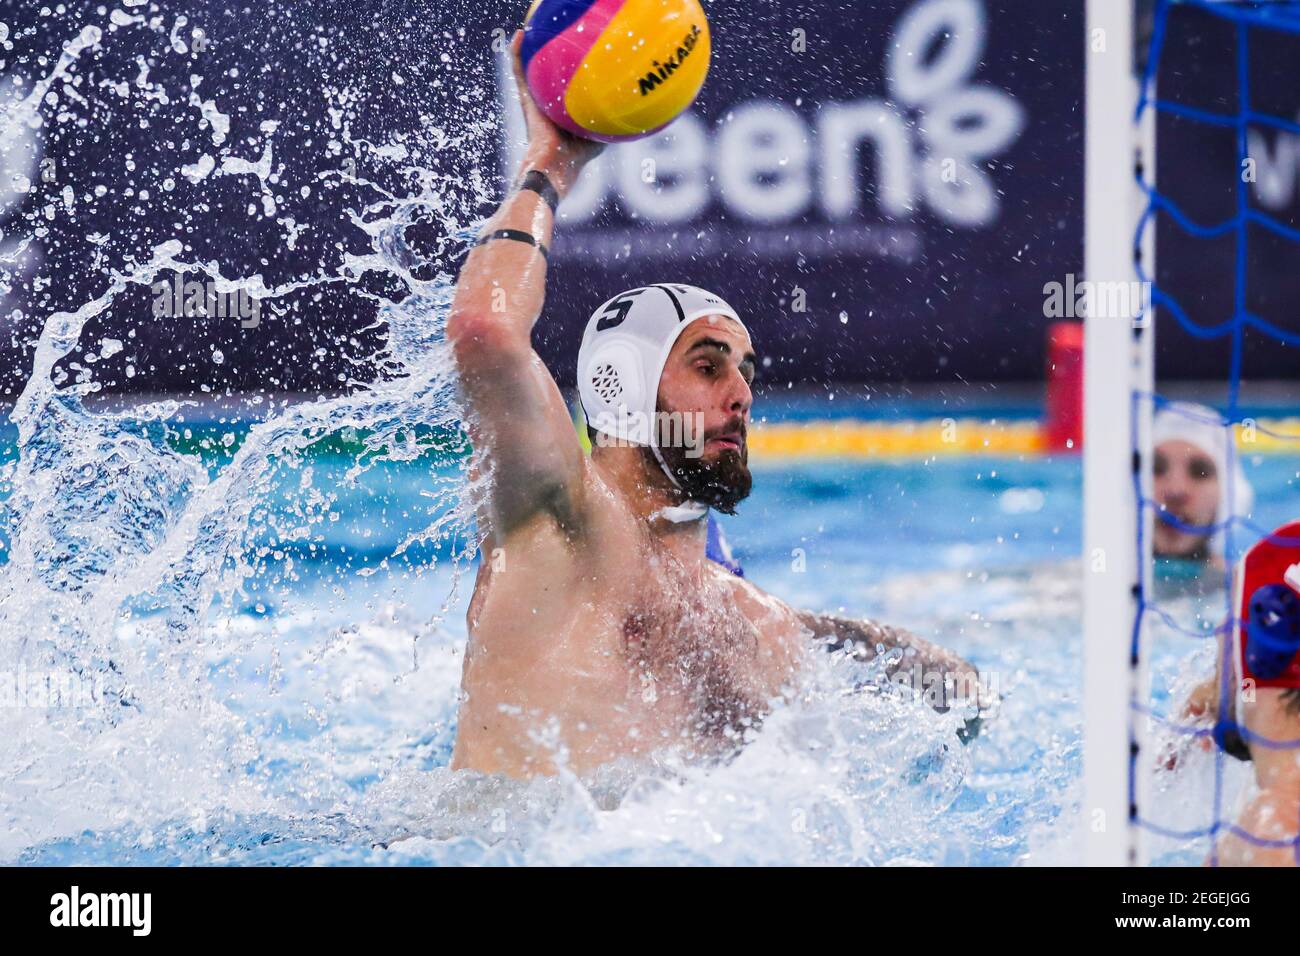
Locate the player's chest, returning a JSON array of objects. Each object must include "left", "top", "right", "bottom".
[{"left": 613, "top": 563, "right": 796, "bottom": 722}]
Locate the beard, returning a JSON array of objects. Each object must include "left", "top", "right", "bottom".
[{"left": 650, "top": 425, "right": 753, "bottom": 515}]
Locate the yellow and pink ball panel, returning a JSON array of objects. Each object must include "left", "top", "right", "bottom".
[{"left": 521, "top": 0, "right": 711, "bottom": 144}]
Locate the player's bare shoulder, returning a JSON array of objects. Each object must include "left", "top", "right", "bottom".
[{"left": 705, "top": 562, "right": 810, "bottom": 672}]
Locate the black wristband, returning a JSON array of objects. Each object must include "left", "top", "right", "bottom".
[
  {"left": 518, "top": 169, "right": 560, "bottom": 214},
  {"left": 476, "top": 228, "right": 549, "bottom": 261}
]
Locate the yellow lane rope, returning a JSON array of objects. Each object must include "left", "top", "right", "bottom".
[
  {"left": 572, "top": 406, "right": 1299, "bottom": 460},
  {"left": 747, "top": 418, "right": 1300, "bottom": 460}
]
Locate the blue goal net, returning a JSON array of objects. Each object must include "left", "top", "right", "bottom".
[{"left": 1132, "top": 0, "right": 1300, "bottom": 865}]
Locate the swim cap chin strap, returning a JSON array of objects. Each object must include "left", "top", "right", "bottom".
[
  {"left": 577, "top": 284, "right": 746, "bottom": 525},
  {"left": 649, "top": 441, "right": 709, "bottom": 524}
]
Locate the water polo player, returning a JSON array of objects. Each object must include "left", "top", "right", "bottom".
[
  {"left": 1185, "top": 523, "right": 1300, "bottom": 866},
  {"left": 1152, "top": 402, "right": 1254, "bottom": 570},
  {"left": 442, "top": 32, "right": 982, "bottom": 777}
]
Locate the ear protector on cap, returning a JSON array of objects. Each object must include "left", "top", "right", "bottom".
[
  {"left": 1245, "top": 583, "right": 1300, "bottom": 680},
  {"left": 577, "top": 284, "right": 745, "bottom": 448}
]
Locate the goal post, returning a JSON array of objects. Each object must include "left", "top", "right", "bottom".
[{"left": 1082, "top": 0, "right": 1155, "bottom": 867}]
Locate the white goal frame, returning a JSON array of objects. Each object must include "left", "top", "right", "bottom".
[{"left": 1082, "top": 0, "right": 1156, "bottom": 867}]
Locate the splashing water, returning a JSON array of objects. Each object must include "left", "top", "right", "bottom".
[
  {"left": 2, "top": 5, "right": 1263, "bottom": 867},
  {"left": 0, "top": 8, "right": 492, "bottom": 859}
]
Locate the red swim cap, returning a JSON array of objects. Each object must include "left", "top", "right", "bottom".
[{"left": 1238, "top": 521, "right": 1300, "bottom": 690}]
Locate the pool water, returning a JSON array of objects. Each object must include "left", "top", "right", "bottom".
[
  {"left": 3, "top": 412, "right": 1295, "bottom": 866},
  {"left": 2, "top": 4, "right": 1290, "bottom": 868}
]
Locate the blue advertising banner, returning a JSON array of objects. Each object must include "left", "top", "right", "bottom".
[
  {"left": 0, "top": 0, "right": 1293, "bottom": 400},
  {"left": 510, "top": 0, "right": 1084, "bottom": 386}
]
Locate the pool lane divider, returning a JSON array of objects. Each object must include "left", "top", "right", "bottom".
[
  {"left": 747, "top": 418, "right": 1045, "bottom": 459},
  {"left": 748, "top": 418, "right": 1300, "bottom": 459},
  {"left": 571, "top": 402, "right": 1299, "bottom": 460}
]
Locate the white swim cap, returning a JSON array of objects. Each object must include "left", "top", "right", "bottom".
[
  {"left": 1152, "top": 401, "right": 1255, "bottom": 558},
  {"left": 577, "top": 284, "right": 746, "bottom": 448}
]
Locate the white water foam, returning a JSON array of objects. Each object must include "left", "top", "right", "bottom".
[{"left": 0, "top": 9, "right": 1101, "bottom": 867}]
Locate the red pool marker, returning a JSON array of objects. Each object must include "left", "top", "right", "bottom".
[{"left": 1044, "top": 321, "right": 1084, "bottom": 452}]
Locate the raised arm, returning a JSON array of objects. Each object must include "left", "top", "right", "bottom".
[{"left": 446, "top": 31, "right": 603, "bottom": 537}]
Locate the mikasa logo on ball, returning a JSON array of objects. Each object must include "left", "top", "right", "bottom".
[
  {"left": 638, "top": 23, "right": 704, "bottom": 96},
  {"left": 521, "top": 0, "right": 712, "bottom": 144}
]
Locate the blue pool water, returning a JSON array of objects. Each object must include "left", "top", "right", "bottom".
[{"left": 1, "top": 404, "right": 1297, "bottom": 866}]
